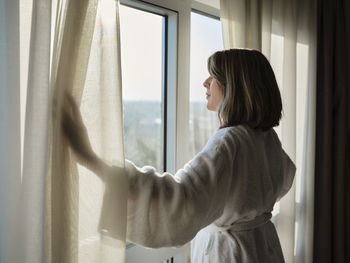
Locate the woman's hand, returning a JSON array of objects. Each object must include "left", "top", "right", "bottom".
[{"left": 58, "top": 92, "right": 108, "bottom": 177}]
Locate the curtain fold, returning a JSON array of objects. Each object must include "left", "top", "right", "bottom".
[
  {"left": 20, "top": 0, "right": 52, "bottom": 262},
  {"left": 219, "top": 0, "right": 317, "bottom": 262},
  {"left": 47, "top": 0, "right": 99, "bottom": 261},
  {"left": 1, "top": 0, "right": 128, "bottom": 262},
  {"left": 47, "top": 0, "right": 128, "bottom": 262}
]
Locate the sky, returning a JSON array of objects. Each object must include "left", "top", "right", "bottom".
[
  {"left": 119, "top": 5, "right": 163, "bottom": 101},
  {"left": 190, "top": 12, "right": 223, "bottom": 102},
  {"left": 119, "top": 5, "right": 223, "bottom": 101}
]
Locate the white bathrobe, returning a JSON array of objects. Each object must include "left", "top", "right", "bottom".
[{"left": 105, "top": 125, "right": 295, "bottom": 262}]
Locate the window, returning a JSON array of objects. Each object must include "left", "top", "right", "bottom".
[
  {"left": 189, "top": 11, "right": 223, "bottom": 155},
  {"left": 119, "top": 1, "right": 222, "bottom": 262},
  {"left": 119, "top": 1, "right": 183, "bottom": 262},
  {"left": 120, "top": 4, "right": 165, "bottom": 172}
]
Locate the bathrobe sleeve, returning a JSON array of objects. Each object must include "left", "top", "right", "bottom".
[{"left": 106, "top": 131, "right": 236, "bottom": 248}]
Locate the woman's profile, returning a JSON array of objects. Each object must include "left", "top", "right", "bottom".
[{"left": 61, "top": 49, "right": 295, "bottom": 262}]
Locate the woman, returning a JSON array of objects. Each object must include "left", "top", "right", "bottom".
[{"left": 62, "top": 49, "right": 295, "bottom": 262}]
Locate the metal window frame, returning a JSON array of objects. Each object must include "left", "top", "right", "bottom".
[
  {"left": 191, "top": 8, "right": 220, "bottom": 21},
  {"left": 120, "top": 0, "right": 177, "bottom": 175},
  {"left": 120, "top": 1, "right": 181, "bottom": 262},
  {"left": 119, "top": 1, "right": 221, "bottom": 262}
]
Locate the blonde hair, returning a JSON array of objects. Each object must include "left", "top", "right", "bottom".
[{"left": 208, "top": 49, "right": 282, "bottom": 131}]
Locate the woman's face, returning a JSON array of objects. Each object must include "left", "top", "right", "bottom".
[{"left": 203, "top": 75, "right": 222, "bottom": 111}]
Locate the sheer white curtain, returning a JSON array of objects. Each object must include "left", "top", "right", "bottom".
[
  {"left": 0, "top": 0, "right": 127, "bottom": 262},
  {"left": 0, "top": 0, "right": 51, "bottom": 261},
  {"left": 220, "top": 0, "right": 316, "bottom": 262}
]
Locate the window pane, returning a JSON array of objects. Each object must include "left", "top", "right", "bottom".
[
  {"left": 189, "top": 12, "right": 223, "bottom": 155},
  {"left": 120, "top": 5, "right": 164, "bottom": 171}
]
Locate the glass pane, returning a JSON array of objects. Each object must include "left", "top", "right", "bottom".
[
  {"left": 120, "top": 5, "right": 164, "bottom": 171},
  {"left": 189, "top": 12, "right": 223, "bottom": 155}
]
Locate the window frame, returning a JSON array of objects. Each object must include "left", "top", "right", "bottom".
[
  {"left": 119, "top": 0, "right": 221, "bottom": 262},
  {"left": 120, "top": 0, "right": 177, "bottom": 174},
  {"left": 191, "top": 8, "right": 220, "bottom": 22}
]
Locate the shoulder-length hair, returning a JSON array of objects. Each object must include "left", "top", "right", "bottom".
[{"left": 208, "top": 49, "right": 282, "bottom": 131}]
